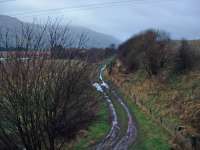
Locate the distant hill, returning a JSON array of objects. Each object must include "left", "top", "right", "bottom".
[{"left": 0, "top": 15, "right": 120, "bottom": 48}]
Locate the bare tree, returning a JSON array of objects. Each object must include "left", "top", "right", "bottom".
[
  {"left": 77, "top": 33, "right": 89, "bottom": 49},
  {"left": 0, "top": 27, "right": 10, "bottom": 50},
  {"left": 0, "top": 19, "right": 97, "bottom": 150},
  {"left": 0, "top": 26, "right": 3, "bottom": 49}
]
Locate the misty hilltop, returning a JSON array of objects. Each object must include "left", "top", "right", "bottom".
[{"left": 0, "top": 15, "right": 120, "bottom": 48}]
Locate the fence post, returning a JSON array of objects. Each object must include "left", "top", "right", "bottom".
[{"left": 160, "top": 117, "right": 163, "bottom": 124}]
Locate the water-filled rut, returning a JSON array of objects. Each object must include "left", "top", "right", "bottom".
[{"left": 93, "top": 65, "right": 137, "bottom": 150}]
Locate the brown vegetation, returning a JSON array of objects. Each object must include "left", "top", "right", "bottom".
[{"left": 108, "top": 29, "right": 200, "bottom": 149}]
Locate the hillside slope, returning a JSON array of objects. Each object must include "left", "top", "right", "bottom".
[{"left": 0, "top": 15, "right": 120, "bottom": 48}]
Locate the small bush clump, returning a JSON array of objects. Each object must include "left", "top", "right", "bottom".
[{"left": 118, "top": 29, "right": 171, "bottom": 76}]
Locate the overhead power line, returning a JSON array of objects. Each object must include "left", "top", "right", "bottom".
[
  {"left": 4, "top": 0, "right": 175, "bottom": 18},
  {"left": 0, "top": 0, "right": 15, "bottom": 3},
  {"left": 8, "top": 0, "right": 139, "bottom": 16}
]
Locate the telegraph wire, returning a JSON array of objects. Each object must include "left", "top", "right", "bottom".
[
  {"left": 5, "top": 0, "right": 175, "bottom": 16},
  {"left": 3, "top": 0, "right": 176, "bottom": 18},
  {"left": 0, "top": 0, "right": 15, "bottom": 3}
]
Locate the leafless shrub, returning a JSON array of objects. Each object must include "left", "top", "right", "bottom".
[
  {"left": 0, "top": 27, "right": 11, "bottom": 50},
  {"left": 0, "top": 53, "right": 97, "bottom": 150},
  {"left": 118, "top": 31, "right": 144, "bottom": 71},
  {"left": 0, "top": 19, "right": 97, "bottom": 150}
]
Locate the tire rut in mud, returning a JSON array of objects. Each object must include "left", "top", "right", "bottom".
[{"left": 93, "top": 65, "right": 137, "bottom": 150}]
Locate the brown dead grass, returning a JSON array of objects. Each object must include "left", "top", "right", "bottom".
[{"left": 107, "top": 63, "right": 200, "bottom": 136}]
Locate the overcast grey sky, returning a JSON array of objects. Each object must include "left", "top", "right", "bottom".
[{"left": 0, "top": 0, "right": 199, "bottom": 41}]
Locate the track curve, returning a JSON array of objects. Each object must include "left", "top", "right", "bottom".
[{"left": 93, "top": 65, "right": 137, "bottom": 150}]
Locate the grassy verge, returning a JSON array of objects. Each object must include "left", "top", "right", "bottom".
[
  {"left": 127, "top": 100, "right": 171, "bottom": 150},
  {"left": 106, "top": 80, "right": 171, "bottom": 150},
  {"left": 71, "top": 97, "right": 110, "bottom": 150}
]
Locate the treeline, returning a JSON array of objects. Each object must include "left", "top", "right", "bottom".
[
  {"left": 0, "top": 47, "right": 28, "bottom": 51},
  {"left": 117, "top": 29, "right": 200, "bottom": 76},
  {"left": 51, "top": 46, "right": 116, "bottom": 63}
]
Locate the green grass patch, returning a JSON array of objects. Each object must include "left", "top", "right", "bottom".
[
  {"left": 72, "top": 99, "right": 110, "bottom": 150},
  {"left": 128, "top": 102, "right": 171, "bottom": 150}
]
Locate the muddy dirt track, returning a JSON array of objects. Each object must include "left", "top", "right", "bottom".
[{"left": 93, "top": 65, "right": 137, "bottom": 150}]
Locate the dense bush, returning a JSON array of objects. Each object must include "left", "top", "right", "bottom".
[
  {"left": 118, "top": 30, "right": 146, "bottom": 71},
  {"left": 142, "top": 30, "right": 171, "bottom": 76},
  {"left": 118, "top": 29, "right": 171, "bottom": 75},
  {"left": 174, "top": 40, "right": 199, "bottom": 72}
]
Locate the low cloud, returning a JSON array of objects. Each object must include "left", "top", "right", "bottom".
[{"left": 1, "top": 0, "right": 199, "bottom": 41}]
